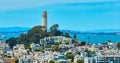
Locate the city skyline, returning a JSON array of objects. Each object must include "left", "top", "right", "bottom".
[{"left": 0, "top": 0, "right": 120, "bottom": 31}]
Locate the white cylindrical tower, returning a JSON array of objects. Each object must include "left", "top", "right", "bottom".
[{"left": 42, "top": 11, "right": 47, "bottom": 32}]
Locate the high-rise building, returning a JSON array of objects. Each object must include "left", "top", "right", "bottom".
[{"left": 42, "top": 11, "right": 47, "bottom": 32}]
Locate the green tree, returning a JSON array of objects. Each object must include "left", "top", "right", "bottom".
[
  {"left": 49, "top": 60, "right": 55, "bottom": 63},
  {"left": 85, "top": 49, "right": 93, "bottom": 57},
  {"left": 40, "top": 50, "right": 45, "bottom": 53},
  {"left": 53, "top": 45, "right": 59, "bottom": 51},
  {"left": 34, "top": 49, "right": 41, "bottom": 52},
  {"left": 24, "top": 44, "right": 31, "bottom": 51},
  {"left": 116, "top": 42, "right": 120, "bottom": 50},
  {"left": 65, "top": 42, "right": 69, "bottom": 45},
  {"left": 29, "top": 34, "right": 40, "bottom": 44},
  {"left": 6, "top": 37, "right": 18, "bottom": 48},
  {"left": 55, "top": 30, "right": 63, "bottom": 36},
  {"left": 19, "top": 33, "right": 28, "bottom": 44},
  {"left": 73, "top": 34, "right": 77, "bottom": 39},
  {"left": 50, "top": 24, "right": 59, "bottom": 32},
  {"left": 108, "top": 40, "right": 112, "bottom": 42},
  {"left": 65, "top": 32, "right": 71, "bottom": 38},
  {"left": 81, "top": 41, "right": 86, "bottom": 46},
  {"left": 49, "top": 24, "right": 63, "bottom": 36},
  {"left": 7, "top": 55, "right": 12, "bottom": 58},
  {"left": 28, "top": 26, "right": 43, "bottom": 44},
  {"left": 45, "top": 44, "right": 51, "bottom": 48},
  {"left": 75, "top": 42, "right": 80, "bottom": 46},
  {"left": 73, "top": 34, "right": 78, "bottom": 45},
  {"left": 0, "top": 54, "right": 6, "bottom": 57},
  {"left": 65, "top": 52, "right": 74, "bottom": 59},
  {"left": 28, "top": 26, "right": 43, "bottom": 35},
  {"left": 50, "top": 24, "right": 59, "bottom": 36},
  {"left": 70, "top": 62, "right": 75, "bottom": 63},
  {"left": 99, "top": 45, "right": 103, "bottom": 50},
  {"left": 6, "top": 24, "right": 63, "bottom": 48},
  {"left": 88, "top": 36, "right": 90, "bottom": 44},
  {"left": 54, "top": 42, "right": 59, "bottom": 45},
  {"left": 77, "top": 59, "right": 84, "bottom": 63}
]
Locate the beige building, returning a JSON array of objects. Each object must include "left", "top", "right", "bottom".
[{"left": 13, "top": 44, "right": 27, "bottom": 58}]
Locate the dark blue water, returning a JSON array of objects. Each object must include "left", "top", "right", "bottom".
[{"left": 71, "top": 34, "right": 120, "bottom": 43}]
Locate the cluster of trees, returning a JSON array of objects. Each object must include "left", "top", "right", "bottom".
[
  {"left": 76, "top": 59, "right": 84, "bottom": 63},
  {"left": 6, "top": 24, "right": 78, "bottom": 49},
  {"left": 0, "top": 54, "right": 12, "bottom": 58},
  {"left": 6, "top": 24, "right": 64, "bottom": 48}
]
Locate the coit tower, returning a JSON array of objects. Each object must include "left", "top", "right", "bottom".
[{"left": 42, "top": 11, "right": 47, "bottom": 32}]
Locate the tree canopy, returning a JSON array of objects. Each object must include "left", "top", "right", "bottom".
[
  {"left": 6, "top": 25, "right": 45, "bottom": 48},
  {"left": 116, "top": 42, "right": 120, "bottom": 50},
  {"left": 6, "top": 37, "right": 18, "bottom": 48},
  {"left": 49, "top": 60, "right": 55, "bottom": 63},
  {"left": 65, "top": 52, "right": 74, "bottom": 59},
  {"left": 77, "top": 59, "right": 84, "bottom": 63},
  {"left": 80, "top": 41, "right": 86, "bottom": 46},
  {"left": 49, "top": 24, "right": 63, "bottom": 36},
  {"left": 65, "top": 32, "right": 71, "bottom": 38},
  {"left": 73, "top": 34, "right": 77, "bottom": 39},
  {"left": 6, "top": 24, "right": 64, "bottom": 48}
]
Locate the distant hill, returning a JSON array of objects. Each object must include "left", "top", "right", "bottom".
[
  {"left": 0, "top": 27, "right": 30, "bottom": 32},
  {"left": 0, "top": 27, "right": 120, "bottom": 33},
  {"left": 60, "top": 29, "right": 120, "bottom": 34},
  {"left": 60, "top": 30, "right": 81, "bottom": 34},
  {"left": 84, "top": 29, "right": 120, "bottom": 33}
]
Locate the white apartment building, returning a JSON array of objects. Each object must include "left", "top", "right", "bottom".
[{"left": 39, "top": 36, "right": 73, "bottom": 49}]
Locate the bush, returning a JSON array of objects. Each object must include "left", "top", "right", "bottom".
[
  {"left": 77, "top": 59, "right": 84, "bottom": 63},
  {"left": 116, "top": 42, "right": 120, "bottom": 50},
  {"left": 7, "top": 55, "right": 12, "bottom": 58},
  {"left": 65, "top": 52, "right": 74, "bottom": 59},
  {"left": 49, "top": 60, "right": 55, "bottom": 63},
  {"left": 45, "top": 44, "right": 51, "bottom": 48},
  {"left": 65, "top": 42, "right": 69, "bottom": 45},
  {"left": 70, "top": 62, "right": 75, "bottom": 63},
  {"left": 40, "top": 50, "right": 44, "bottom": 53},
  {"left": 54, "top": 42, "right": 59, "bottom": 45},
  {"left": 53, "top": 45, "right": 59, "bottom": 51},
  {"left": 34, "top": 49, "right": 41, "bottom": 52},
  {"left": 81, "top": 41, "right": 86, "bottom": 46}
]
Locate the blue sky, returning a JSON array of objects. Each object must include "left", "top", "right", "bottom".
[{"left": 0, "top": 0, "right": 120, "bottom": 31}]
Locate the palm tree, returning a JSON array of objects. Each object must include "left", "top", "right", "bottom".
[{"left": 88, "top": 36, "right": 90, "bottom": 44}]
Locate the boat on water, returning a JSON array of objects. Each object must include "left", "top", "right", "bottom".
[
  {"left": 1, "top": 35, "right": 6, "bottom": 38},
  {"left": 116, "top": 32, "right": 120, "bottom": 35}
]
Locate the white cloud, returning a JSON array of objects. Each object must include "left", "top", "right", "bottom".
[{"left": 0, "top": 0, "right": 119, "bottom": 11}]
